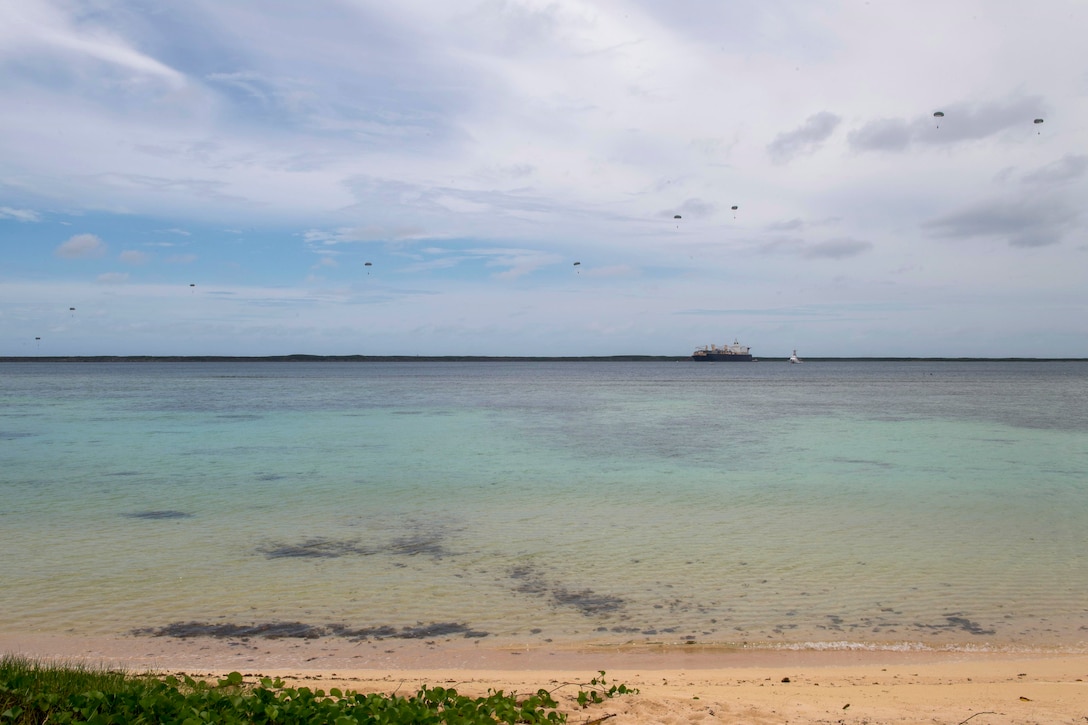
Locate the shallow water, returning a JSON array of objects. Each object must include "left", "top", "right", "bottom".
[{"left": 2, "top": 360, "right": 1086, "bottom": 653}]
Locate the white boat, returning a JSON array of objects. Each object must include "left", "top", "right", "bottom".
[{"left": 789, "top": 349, "right": 803, "bottom": 364}]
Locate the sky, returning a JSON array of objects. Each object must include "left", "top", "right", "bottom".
[{"left": 1, "top": 0, "right": 1086, "bottom": 357}]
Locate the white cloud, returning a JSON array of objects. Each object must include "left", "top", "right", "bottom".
[
  {"left": 55, "top": 233, "right": 107, "bottom": 259},
  {"left": 120, "top": 249, "right": 150, "bottom": 264},
  {"left": 2, "top": 1, "right": 1087, "bottom": 356},
  {"left": 304, "top": 225, "right": 431, "bottom": 246},
  {"left": 469, "top": 247, "right": 563, "bottom": 280},
  {"left": 0, "top": 206, "right": 41, "bottom": 222},
  {"left": 0, "top": 0, "right": 185, "bottom": 87},
  {"left": 97, "top": 272, "right": 130, "bottom": 284}
]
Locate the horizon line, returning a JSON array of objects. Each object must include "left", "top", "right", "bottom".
[{"left": 3, "top": 355, "right": 1086, "bottom": 363}]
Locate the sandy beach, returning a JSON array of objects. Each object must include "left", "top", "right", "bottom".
[{"left": 3, "top": 634, "right": 1086, "bottom": 723}]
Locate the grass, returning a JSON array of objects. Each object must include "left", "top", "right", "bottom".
[{"left": 0, "top": 656, "right": 636, "bottom": 724}]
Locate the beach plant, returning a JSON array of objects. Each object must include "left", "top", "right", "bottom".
[
  {"left": 574, "top": 671, "right": 639, "bottom": 708},
  {"left": 1, "top": 656, "right": 635, "bottom": 724}
]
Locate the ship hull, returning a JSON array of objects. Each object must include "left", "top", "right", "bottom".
[{"left": 692, "top": 353, "right": 753, "bottom": 361}]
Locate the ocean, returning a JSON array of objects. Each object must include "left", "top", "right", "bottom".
[{"left": 2, "top": 360, "right": 1086, "bottom": 654}]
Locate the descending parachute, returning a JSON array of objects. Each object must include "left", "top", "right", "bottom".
[
  {"left": 673, "top": 214, "right": 682, "bottom": 219},
  {"left": 364, "top": 262, "right": 372, "bottom": 266},
  {"left": 731, "top": 204, "right": 739, "bottom": 220},
  {"left": 933, "top": 110, "right": 944, "bottom": 128},
  {"left": 573, "top": 261, "right": 581, "bottom": 274},
  {"left": 69, "top": 307, "right": 75, "bottom": 311},
  {"left": 1034, "top": 118, "right": 1045, "bottom": 135}
]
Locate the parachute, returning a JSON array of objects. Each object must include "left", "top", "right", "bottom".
[
  {"left": 934, "top": 110, "right": 944, "bottom": 128},
  {"left": 731, "top": 204, "right": 739, "bottom": 220},
  {"left": 1033, "top": 118, "right": 1044, "bottom": 124},
  {"left": 673, "top": 214, "right": 682, "bottom": 219},
  {"left": 573, "top": 261, "right": 581, "bottom": 274},
  {"left": 69, "top": 307, "right": 75, "bottom": 311},
  {"left": 364, "top": 262, "right": 372, "bottom": 266}
]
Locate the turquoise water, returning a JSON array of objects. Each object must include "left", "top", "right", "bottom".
[{"left": 2, "top": 360, "right": 1086, "bottom": 652}]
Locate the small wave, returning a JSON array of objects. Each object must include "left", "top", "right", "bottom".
[{"left": 762, "top": 640, "right": 1088, "bottom": 654}]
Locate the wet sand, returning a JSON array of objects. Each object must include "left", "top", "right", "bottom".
[{"left": 3, "top": 633, "right": 1087, "bottom": 723}]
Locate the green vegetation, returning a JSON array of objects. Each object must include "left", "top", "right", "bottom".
[
  {"left": 574, "top": 671, "right": 636, "bottom": 708},
  {"left": 0, "top": 657, "right": 636, "bottom": 724}
]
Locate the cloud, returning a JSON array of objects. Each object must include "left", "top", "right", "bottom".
[
  {"left": 1, "top": 3, "right": 1087, "bottom": 357},
  {"left": 848, "top": 118, "right": 912, "bottom": 152},
  {"left": 758, "top": 237, "right": 873, "bottom": 259},
  {"left": 401, "top": 256, "right": 463, "bottom": 273},
  {"left": 0, "top": 206, "right": 41, "bottom": 222},
  {"left": 766, "top": 218, "right": 805, "bottom": 232},
  {"left": 204, "top": 71, "right": 325, "bottom": 123},
  {"left": 578, "top": 263, "right": 636, "bottom": 278},
  {"left": 0, "top": 1, "right": 185, "bottom": 87},
  {"left": 96, "top": 272, "right": 129, "bottom": 284},
  {"left": 55, "top": 233, "right": 107, "bottom": 259},
  {"left": 924, "top": 196, "right": 1079, "bottom": 248},
  {"left": 767, "top": 112, "right": 841, "bottom": 163},
  {"left": 119, "top": 250, "right": 150, "bottom": 265},
  {"left": 206, "top": 71, "right": 277, "bottom": 105},
  {"left": 465, "top": 247, "right": 563, "bottom": 279},
  {"left": 1021, "top": 154, "right": 1088, "bottom": 186},
  {"left": 91, "top": 173, "right": 248, "bottom": 204},
  {"left": 671, "top": 198, "right": 716, "bottom": 218},
  {"left": 849, "top": 95, "right": 1047, "bottom": 152},
  {"left": 803, "top": 238, "right": 873, "bottom": 259},
  {"left": 304, "top": 225, "right": 430, "bottom": 246}
]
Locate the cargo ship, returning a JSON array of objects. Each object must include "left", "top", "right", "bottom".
[{"left": 691, "top": 339, "right": 753, "bottom": 361}]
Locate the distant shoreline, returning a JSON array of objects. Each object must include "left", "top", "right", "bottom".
[{"left": 2, "top": 355, "right": 1085, "bottom": 363}]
